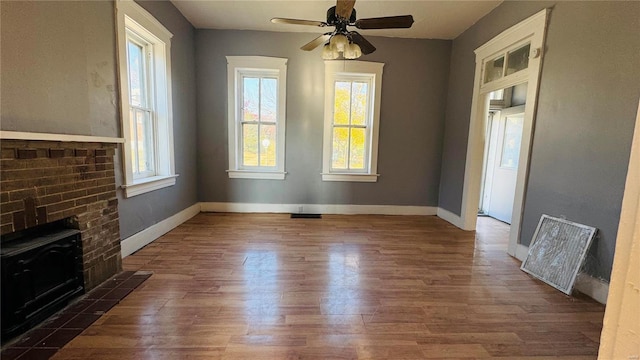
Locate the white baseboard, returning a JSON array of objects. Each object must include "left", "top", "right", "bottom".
[
  {"left": 200, "top": 202, "right": 437, "bottom": 216},
  {"left": 574, "top": 273, "right": 609, "bottom": 305},
  {"left": 436, "top": 207, "right": 465, "bottom": 228},
  {"left": 515, "top": 244, "right": 529, "bottom": 261},
  {"left": 516, "top": 244, "right": 609, "bottom": 304},
  {"left": 119, "top": 202, "right": 610, "bottom": 304},
  {"left": 121, "top": 203, "right": 201, "bottom": 258}
]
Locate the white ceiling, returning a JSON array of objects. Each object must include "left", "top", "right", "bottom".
[{"left": 171, "top": 1, "right": 502, "bottom": 40}]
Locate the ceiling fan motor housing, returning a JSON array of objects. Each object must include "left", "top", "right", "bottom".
[
  {"left": 273, "top": 0, "right": 413, "bottom": 57},
  {"left": 327, "top": 6, "right": 356, "bottom": 26}
]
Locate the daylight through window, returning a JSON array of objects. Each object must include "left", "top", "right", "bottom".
[
  {"left": 331, "top": 79, "right": 370, "bottom": 171},
  {"left": 116, "top": 0, "right": 176, "bottom": 198},
  {"left": 240, "top": 75, "right": 278, "bottom": 168},
  {"left": 126, "top": 32, "right": 155, "bottom": 178},
  {"left": 226, "top": 56, "right": 287, "bottom": 180},
  {"left": 322, "top": 61, "right": 384, "bottom": 182}
]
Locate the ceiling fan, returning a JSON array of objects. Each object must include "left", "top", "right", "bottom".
[{"left": 271, "top": 0, "right": 414, "bottom": 59}]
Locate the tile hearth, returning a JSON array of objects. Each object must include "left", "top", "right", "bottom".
[{"left": 1, "top": 271, "right": 151, "bottom": 360}]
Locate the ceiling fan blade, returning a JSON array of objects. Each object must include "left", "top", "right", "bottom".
[
  {"left": 336, "top": 0, "right": 356, "bottom": 19},
  {"left": 349, "top": 32, "right": 376, "bottom": 55},
  {"left": 354, "top": 15, "right": 414, "bottom": 29},
  {"left": 271, "top": 18, "right": 327, "bottom": 27},
  {"left": 301, "top": 34, "right": 332, "bottom": 51}
]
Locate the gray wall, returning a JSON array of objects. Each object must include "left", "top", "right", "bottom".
[
  {"left": 196, "top": 30, "right": 451, "bottom": 206},
  {"left": 1, "top": 1, "right": 119, "bottom": 136},
  {"left": 117, "top": 0, "right": 198, "bottom": 239},
  {"left": 0, "top": 1, "right": 199, "bottom": 240},
  {"left": 438, "top": 1, "right": 640, "bottom": 280}
]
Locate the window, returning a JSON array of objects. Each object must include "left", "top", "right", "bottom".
[
  {"left": 322, "top": 61, "right": 384, "bottom": 182},
  {"left": 226, "top": 56, "right": 287, "bottom": 180},
  {"left": 500, "top": 114, "right": 524, "bottom": 169},
  {"left": 126, "top": 32, "right": 154, "bottom": 178},
  {"left": 116, "top": 0, "right": 176, "bottom": 197},
  {"left": 481, "top": 40, "right": 532, "bottom": 87}
]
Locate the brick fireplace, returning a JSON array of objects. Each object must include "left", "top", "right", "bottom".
[{"left": 1, "top": 139, "right": 122, "bottom": 291}]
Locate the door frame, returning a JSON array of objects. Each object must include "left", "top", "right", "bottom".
[
  {"left": 458, "top": 9, "right": 550, "bottom": 258},
  {"left": 598, "top": 99, "right": 640, "bottom": 358}
]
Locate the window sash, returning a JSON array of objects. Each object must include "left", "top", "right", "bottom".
[
  {"left": 330, "top": 78, "right": 373, "bottom": 173},
  {"left": 126, "top": 28, "right": 158, "bottom": 179},
  {"left": 129, "top": 105, "right": 156, "bottom": 178},
  {"left": 125, "top": 30, "right": 153, "bottom": 108},
  {"left": 237, "top": 73, "right": 279, "bottom": 170}
]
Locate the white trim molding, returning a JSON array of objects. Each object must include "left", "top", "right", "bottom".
[
  {"left": 201, "top": 202, "right": 436, "bottom": 216},
  {"left": 459, "top": 9, "right": 550, "bottom": 260},
  {"left": 321, "top": 173, "right": 379, "bottom": 182},
  {"left": 227, "top": 170, "right": 287, "bottom": 180},
  {"left": 574, "top": 274, "right": 609, "bottom": 305},
  {"left": 515, "top": 244, "right": 529, "bottom": 261},
  {"left": 0, "top": 131, "right": 124, "bottom": 143},
  {"left": 436, "top": 207, "right": 464, "bottom": 228},
  {"left": 516, "top": 244, "right": 608, "bottom": 304},
  {"left": 121, "top": 203, "right": 200, "bottom": 258},
  {"left": 599, "top": 99, "right": 640, "bottom": 357},
  {"left": 121, "top": 174, "right": 178, "bottom": 198}
]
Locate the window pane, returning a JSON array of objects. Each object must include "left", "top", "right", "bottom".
[
  {"left": 127, "top": 40, "right": 145, "bottom": 107},
  {"left": 350, "top": 82, "right": 368, "bottom": 126},
  {"left": 489, "top": 89, "right": 504, "bottom": 100},
  {"left": 259, "top": 124, "right": 277, "bottom": 167},
  {"left": 243, "top": 77, "right": 259, "bottom": 121},
  {"left": 129, "top": 108, "right": 138, "bottom": 174},
  {"left": 484, "top": 55, "right": 504, "bottom": 84},
  {"left": 334, "top": 81, "right": 351, "bottom": 125},
  {"left": 331, "top": 127, "right": 349, "bottom": 170},
  {"left": 500, "top": 115, "right": 524, "bottom": 169},
  {"left": 506, "top": 43, "right": 530, "bottom": 76},
  {"left": 260, "top": 78, "right": 277, "bottom": 123},
  {"left": 242, "top": 123, "right": 259, "bottom": 166},
  {"left": 350, "top": 128, "right": 366, "bottom": 170},
  {"left": 135, "top": 109, "right": 154, "bottom": 174}
]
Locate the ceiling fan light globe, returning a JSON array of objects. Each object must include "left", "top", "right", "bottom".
[
  {"left": 353, "top": 43, "right": 362, "bottom": 58},
  {"left": 330, "top": 33, "right": 348, "bottom": 52},
  {"left": 322, "top": 44, "right": 339, "bottom": 60},
  {"left": 329, "top": 41, "right": 338, "bottom": 53},
  {"left": 344, "top": 42, "right": 356, "bottom": 59}
]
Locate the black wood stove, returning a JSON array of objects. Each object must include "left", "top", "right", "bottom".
[{"left": 1, "top": 220, "right": 84, "bottom": 341}]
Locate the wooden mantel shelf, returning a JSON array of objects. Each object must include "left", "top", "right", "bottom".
[{"left": 0, "top": 131, "right": 125, "bottom": 144}]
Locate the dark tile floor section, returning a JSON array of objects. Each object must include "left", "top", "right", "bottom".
[{"left": 1, "top": 271, "right": 151, "bottom": 360}]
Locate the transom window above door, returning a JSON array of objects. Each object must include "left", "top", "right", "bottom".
[{"left": 482, "top": 42, "right": 532, "bottom": 88}]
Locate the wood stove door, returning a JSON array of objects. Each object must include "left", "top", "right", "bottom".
[{"left": 1, "top": 232, "right": 84, "bottom": 339}]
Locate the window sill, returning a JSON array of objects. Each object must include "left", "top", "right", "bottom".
[
  {"left": 122, "top": 174, "right": 178, "bottom": 198},
  {"left": 321, "top": 173, "right": 379, "bottom": 182},
  {"left": 227, "top": 170, "right": 287, "bottom": 180}
]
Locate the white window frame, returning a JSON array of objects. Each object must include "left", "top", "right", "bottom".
[
  {"left": 116, "top": 0, "right": 177, "bottom": 198},
  {"left": 226, "top": 56, "right": 287, "bottom": 180},
  {"left": 322, "top": 60, "right": 384, "bottom": 182}
]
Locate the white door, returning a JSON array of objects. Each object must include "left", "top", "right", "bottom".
[{"left": 485, "top": 106, "right": 525, "bottom": 224}]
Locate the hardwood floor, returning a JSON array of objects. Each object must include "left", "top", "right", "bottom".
[{"left": 53, "top": 213, "right": 604, "bottom": 359}]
